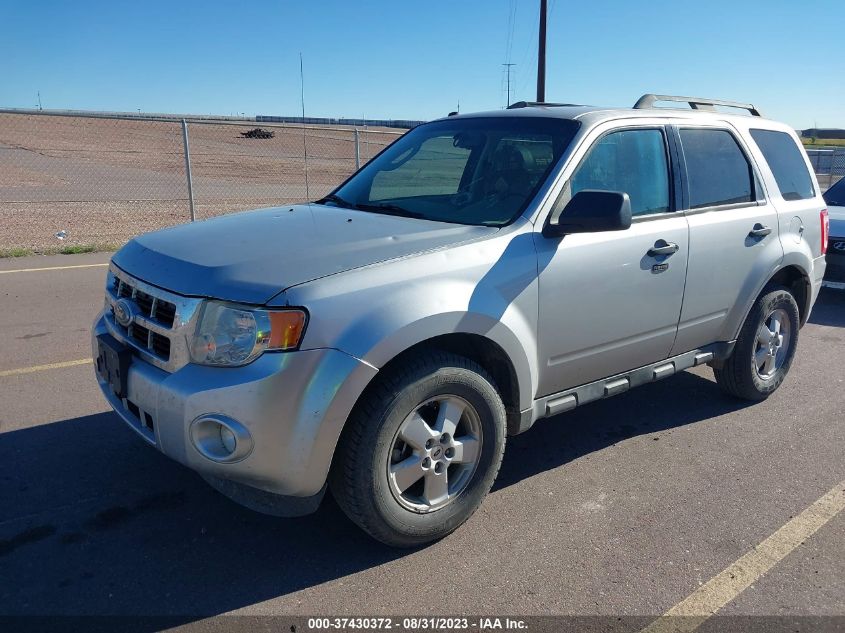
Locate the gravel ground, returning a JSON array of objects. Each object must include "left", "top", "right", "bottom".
[{"left": 0, "top": 113, "right": 401, "bottom": 251}]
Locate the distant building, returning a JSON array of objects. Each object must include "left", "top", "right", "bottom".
[
  {"left": 800, "top": 128, "right": 845, "bottom": 139},
  {"left": 257, "top": 115, "right": 424, "bottom": 129}
]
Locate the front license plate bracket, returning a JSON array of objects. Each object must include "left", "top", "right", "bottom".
[{"left": 96, "top": 334, "right": 132, "bottom": 398}]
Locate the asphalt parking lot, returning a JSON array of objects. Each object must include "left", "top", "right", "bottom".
[{"left": 1, "top": 252, "right": 843, "bottom": 630}]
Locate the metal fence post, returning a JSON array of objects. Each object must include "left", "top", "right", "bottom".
[
  {"left": 181, "top": 119, "right": 196, "bottom": 222},
  {"left": 354, "top": 127, "right": 361, "bottom": 170}
]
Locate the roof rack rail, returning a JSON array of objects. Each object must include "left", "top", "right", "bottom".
[
  {"left": 633, "top": 94, "right": 762, "bottom": 117},
  {"left": 506, "top": 101, "right": 581, "bottom": 109}
]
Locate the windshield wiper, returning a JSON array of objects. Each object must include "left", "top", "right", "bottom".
[
  {"left": 316, "top": 193, "right": 355, "bottom": 209},
  {"left": 352, "top": 202, "right": 426, "bottom": 219},
  {"left": 318, "top": 195, "right": 426, "bottom": 219}
]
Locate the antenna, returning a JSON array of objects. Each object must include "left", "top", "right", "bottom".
[
  {"left": 502, "top": 63, "right": 515, "bottom": 108},
  {"left": 300, "top": 52, "right": 310, "bottom": 200}
]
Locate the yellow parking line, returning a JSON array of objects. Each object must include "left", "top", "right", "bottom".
[
  {"left": 0, "top": 263, "right": 108, "bottom": 274},
  {"left": 0, "top": 358, "right": 92, "bottom": 377},
  {"left": 641, "top": 480, "right": 845, "bottom": 633}
]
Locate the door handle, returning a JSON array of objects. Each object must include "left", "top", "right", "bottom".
[
  {"left": 748, "top": 224, "right": 772, "bottom": 238},
  {"left": 647, "top": 240, "right": 679, "bottom": 257}
]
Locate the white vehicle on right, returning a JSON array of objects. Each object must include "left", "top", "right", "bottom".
[{"left": 823, "top": 177, "right": 845, "bottom": 288}]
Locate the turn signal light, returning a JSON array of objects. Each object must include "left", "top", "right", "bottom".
[{"left": 268, "top": 310, "right": 307, "bottom": 350}]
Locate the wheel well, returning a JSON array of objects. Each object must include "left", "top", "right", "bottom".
[
  {"left": 376, "top": 334, "right": 522, "bottom": 434},
  {"left": 768, "top": 266, "right": 810, "bottom": 325}
]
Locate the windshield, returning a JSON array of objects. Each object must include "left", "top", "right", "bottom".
[
  {"left": 824, "top": 177, "right": 845, "bottom": 207},
  {"left": 324, "top": 117, "right": 580, "bottom": 226}
]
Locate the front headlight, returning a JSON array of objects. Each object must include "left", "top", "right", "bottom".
[{"left": 189, "top": 301, "right": 307, "bottom": 367}]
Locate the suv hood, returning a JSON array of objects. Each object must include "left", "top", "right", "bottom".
[{"left": 112, "top": 204, "right": 495, "bottom": 304}]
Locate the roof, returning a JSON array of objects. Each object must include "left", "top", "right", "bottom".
[
  {"left": 436, "top": 95, "right": 788, "bottom": 131},
  {"left": 448, "top": 105, "right": 768, "bottom": 122}
]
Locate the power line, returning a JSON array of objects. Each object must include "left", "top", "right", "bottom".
[
  {"left": 502, "top": 63, "right": 516, "bottom": 108},
  {"left": 500, "top": 0, "right": 518, "bottom": 106},
  {"left": 504, "top": 0, "right": 517, "bottom": 63}
]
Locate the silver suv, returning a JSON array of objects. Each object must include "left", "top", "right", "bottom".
[{"left": 93, "top": 94, "right": 828, "bottom": 547}]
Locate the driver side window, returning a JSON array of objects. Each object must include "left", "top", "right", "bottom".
[{"left": 555, "top": 128, "right": 670, "bottom": 218}]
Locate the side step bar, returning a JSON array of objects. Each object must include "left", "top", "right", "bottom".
[{"left": 529, "top": 342, "right": 734, "bottom": 427}]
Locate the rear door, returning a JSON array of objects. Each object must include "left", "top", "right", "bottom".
[{"left": 670, "top": 125, "right": 783, "bottom": 354}]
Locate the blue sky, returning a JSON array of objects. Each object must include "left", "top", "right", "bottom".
[{"left": 1, "top": 0, "right": 842, "bottom": 129}]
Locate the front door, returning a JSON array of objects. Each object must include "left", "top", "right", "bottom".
[{"left": 535, "top": 126, "right": 689, "bottom": 396}]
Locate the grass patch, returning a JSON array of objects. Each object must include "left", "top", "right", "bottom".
[
  {"left": 0, "top": 247, "right": 35, "bottom": 258},
  {"left": 58, "top": 244, "right": 98, "bottom": 255},
  {"left": 802, "top": 137, "right": 845, "bottom": 147},
  {"left": 0, "top": 243, "right": 120, "bottom": 258}
]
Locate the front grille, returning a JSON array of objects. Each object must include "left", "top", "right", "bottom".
[
  {"left": 108, "top": 273, "right": 180, "bottom": 362},
  {"left": 105, "top": 266, "right": 202, "bottom": 372},
  {"left": 154, "top": 300, "right": 177, "bottom": 327},
  {"left": 127, "top": 322, "right": 172, "bottom": 359},
  {"left": 112, "top": 276, "right": 177, "bottom": 327},
  {"left": 124, "top": 398, "right": 156, "bottom": 443},
  {"left": 134, "top": 290, "right": 154, "bottom": 318}
]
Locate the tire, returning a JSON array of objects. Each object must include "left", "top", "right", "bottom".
[
  {"left": 714, "top": 285, "right": 800, "bottom": 401},
  {"left": 330, "top": 351, "right": 507, "bottom": 548}
]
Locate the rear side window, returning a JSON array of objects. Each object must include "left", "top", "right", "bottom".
[
  {"left": 750, "top": 129, "right": 815, "bottom": 201},
  {"left": 679, "top": 129, "right": 754, "bottom": 209}
]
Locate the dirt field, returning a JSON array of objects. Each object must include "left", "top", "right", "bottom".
[{"left": 0, "top": 113, "right": 402, "bottom": 252}]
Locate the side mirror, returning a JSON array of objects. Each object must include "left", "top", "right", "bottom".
[{"left": 543, "top": 190, "right": 632, "bottom": 237}]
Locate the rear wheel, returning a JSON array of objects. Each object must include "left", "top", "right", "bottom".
[
  {"left": 714, "top": 286, "right": 799, "bottom": 400},
  {"left": 330, "top": 351, "right": 507, "bottom": 548}
]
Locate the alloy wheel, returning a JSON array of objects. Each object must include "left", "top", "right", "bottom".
[
  {"left": 754, "top": 307, "right": 791, "bottom": 379},
  {"left": 387, "top": 395, "right": 483, "bottom": 513}
]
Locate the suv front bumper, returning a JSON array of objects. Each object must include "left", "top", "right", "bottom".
[{"left": 92, "top": 312, "right": 378, "bottom": 506}]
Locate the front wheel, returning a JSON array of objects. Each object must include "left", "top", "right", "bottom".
[
  {"left": 714, "top": 286, "right": 800, "bottom": 400},
  {"left": 330, "top": 351, "right": 507, "bottom": 548}
]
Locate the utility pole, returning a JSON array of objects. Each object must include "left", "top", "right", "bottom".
[
  {"left": 537, "top": 0, "right": 547, "bottom": 102},
  {"left": 502, "top": 63, "right": 515, "bottom": 107}
]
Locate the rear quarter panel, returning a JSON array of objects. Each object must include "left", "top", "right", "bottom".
[{"left": 722, "top": 119, "right": 824, "bottom": 338}]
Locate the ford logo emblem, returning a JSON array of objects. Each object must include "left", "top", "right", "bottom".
[
  {"left": 833, "top": 241, "right": 845, "bottom": 252},
  {"left": 113, "top": 298, "right": 136, "bottom": 328}
]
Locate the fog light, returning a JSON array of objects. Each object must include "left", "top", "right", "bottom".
[
  {"left": 189, "top": 414, "right": 253, "bottom": 463},
  {"left": 219, "top": 425, "right": 237, "bottom": 454}
]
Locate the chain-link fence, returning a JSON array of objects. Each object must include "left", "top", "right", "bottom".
[
  {"left": 1, "top": 109, "right": 843, "bottom": 254},
  {"left": 0, "top": 110, "right": 404, "bottom": 252},
  {"left": 804, "top": 147, "right": 845, "bottom": 191}
]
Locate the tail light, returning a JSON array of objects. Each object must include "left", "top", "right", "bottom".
[{"left": 821, "top": 209, "right": 829, "bottom": 255}]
